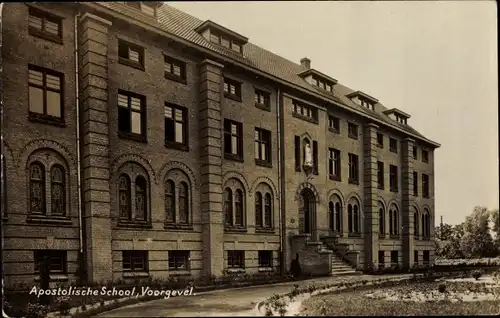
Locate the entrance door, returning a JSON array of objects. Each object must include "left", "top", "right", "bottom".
[{"left": 298, "top": 188, "right": 315, "bottom": 235}]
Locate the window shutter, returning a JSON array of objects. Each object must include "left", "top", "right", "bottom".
[
  {"left": 313, "top": 140, "right": 318, "bottom": 175},
  {"left": 267, "top": 131, "right": 272, "bottom": 164},
  {"left": 238, "top": 123, "right": 243, "bottom": 157},
  {"left": 294, "top": 136, "right": 301, "bottom": 171}
]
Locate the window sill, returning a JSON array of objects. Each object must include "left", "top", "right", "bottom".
[
  {"left": 413, "top": 193, "right": 419, "bottom": 197},
  {"left": 29, "top": 112, "right": 66, "bottom": 127},
  {"left": 118, "top": 131, "right": 147, "bottom": 143},
  {"left": 377, "top": 185, "right": 384, "bottom": 190},
  {"left": 348, "top": 233, "right": 361, "bottom": 238},
  {"left": 227, "top": 268, "right": 245, "bottom": 274},
  {"left": 348, "top": 134, "right": 358, "bottom": 140},
  {"left": 329, "top": 175, "right": 341, "bottom": 182},
  {"left": 292, "top": 112, "right": 318, "bottom": 124},
  {"left": 164, "top": 72, "right": 187, "bottom": 85},
  {"left": 258, "top": 267, "right": 273, "bottom": 272},
  {"left": 379, "top": 234, "right": 386, "bottom": 239},
  {"left": 224, "top": 92, "right": 242, "bottom": 102},
  {"left": 224, "top": 153, "right": 244, "bottom": 163},
  {"left": 422, "top": 236, "right": 431, "bottom": 241},
  {"left": 165, "top": 141, "right": 189, "bottom": 152},
  {"left": 328, "top": 128, "right": 340, "bottom": 134},
  {"left": 390, "top": 149, "right": 398, "bottom": 154},
  {"left": 348, "top": 179, "right": 359, "bottom": 185},
  {"left": 123, "top": 272, "right": 149, "bottom": 278},
  {"left": 27, "top": 216, "right": 72, "bottom": 226},
  {"left": 164, "top": 223, "right": 193, "bottom": 231},
  {"left": 224, "top": 226, "right": 247, "bottom": 233},
  {"left": 255, "top": 103, "right": 270, "bottom": 112},
  {"left": 255, "top": 228, "right": 275, "bottom": 234},
  {"left": 168, "top": 270, "right": 191, "bottom": 277},
  {"left": 117, "top": 221, "right": 153, "bottom": 229},
  {"left": 29, "top": 28, "right": 63, "bottom": 44},
  {"left": 422, "top": 160, "right": 429, "bottom": 164},
  {"left": 423, "top": 195, "right": 430, "bottom": 199},
  {"left": 390, "top": 188, "right": 399, "bottom": 193},
  {"left": 377, "top": 144, "right": 383, "bottom": 148},
  {"left": 118, "top": 57, "right": 145, "bottom": 71},
  {"left": 389, "top": 235, "right": 400, "bottom": 239},
  {"left": 34, "top": 274, "right": 68, "bottom": 282},
  {"left": 414, "top": 236, "right": 420, "bottom": 240},
  {"left": 255, "top": 159, "right": 272, "bottom": 168}
]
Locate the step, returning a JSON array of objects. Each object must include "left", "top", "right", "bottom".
[{"left": 331, "top": 270, "right": 360, "bottom": 276}]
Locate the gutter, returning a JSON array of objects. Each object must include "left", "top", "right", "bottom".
[
  {"left": 277, "top": 89, "right": 287, "bottom": 276},
  {"left": 82, "top": 2, "right": 440, "bottom": 149},
  {"left": 74, "top": 12, "right": 83, "bottom": 254}
]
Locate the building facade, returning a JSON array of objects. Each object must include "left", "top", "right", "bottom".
[{"left": 0, "top": 2, "right": 439, "bottom": 287}]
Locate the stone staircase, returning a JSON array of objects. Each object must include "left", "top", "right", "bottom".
[{"left": 330, "top": 253, "right": 359, "bottom": 276}]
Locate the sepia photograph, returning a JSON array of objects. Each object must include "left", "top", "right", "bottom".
[{"left": 0, "top": 1, "right": 498, "bottom": 317}]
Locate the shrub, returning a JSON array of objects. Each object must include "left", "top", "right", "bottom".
[
  {"left": 472, "top": 270, "right": 483, "bottom": 280},
  {"left": 25, "top": 303, "right": 49, "bottom": 318},
  {"left": 55, "top": 296, "right": 71, "bottom": 316},
  {"left": 438, "top": 283, "right": 447, "bottom": 293}
]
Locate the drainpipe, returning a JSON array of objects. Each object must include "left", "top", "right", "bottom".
[
  {"left": 277, "top": 88, "right": 287, "bottom": 276},
  {"left": 0, "top": 3, "right": 6, "bottom": 316},
  {"left": 74, "top": 12, "right": 83, "bottom": 255}
]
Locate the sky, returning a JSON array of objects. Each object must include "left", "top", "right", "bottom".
[{"left": 169, "top": 1, "right": 499, "bottom": 225}]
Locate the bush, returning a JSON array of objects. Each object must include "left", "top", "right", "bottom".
[
  {"left": 438, "top": 283, "right": 447, "bottom": 293},
  {"left": 472, "top": 270, "right": 483, "bottom": 280},
  {"left": 25, "top": 303, "right": 49, "bottom": 318}
]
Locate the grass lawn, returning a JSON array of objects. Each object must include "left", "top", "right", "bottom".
[{"left": 300, "top": 277, "right": 500, "bottom": 316}]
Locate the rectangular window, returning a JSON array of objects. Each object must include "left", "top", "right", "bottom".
[
  {"left": 28, "top": 65, "right": 64, "bottom": 123},
  {"left": 422, "top": 174, "right": 429, "bottom": 198},
  {"left": 348, "top": 123, "right": 358, "bottom": 140},
  {"left": 377, "top": 133, "right": 384, "bottom": 148},
  {"left": 390, "top": 251, "right": 398, "bottom": 266},
  {"left": 378, "top": 250, "right": 385, "bottom": 267},
  {"left": 389, "top": 138, "right": 398, "bottom": 153},
  {"left": 294, "top": 136, "right": 301, "bottom": 171},
  {"left": 312, "top": 141, "right": 319, "bottom": 175},
  {"left": 422, "top": 150, "right": 429, "bottom": 163},
  {"left": 258, "top": 251, "right": 273, "bottom": 268},
  {"left": 377, "top": 161, "right": 384, "bottom": 189},
  {"left": 118, "top": 39, "right": 145, "bottom": 69},
  {"left": 118, "top": 91, "right": 147, "bottom": 141},
  {"left": 413, "top": 146, "right": 418, "bottom": 160},
  {"left": 389, "top": 165, "right": 398, "bottom": 192},
  {"left": 348, "top": 153, "right": 359, "bottom": 184},
  {"left": 221, "top": 37, "right": 230, "bottom": 48},
  {"left": 328, "top": 116, "right": 340, "bottom": 133},
  {"left": 413, "top": 171, "right": 418, "bottom": 196},
  {"left": 164, "top": 103, "right": 188, "bottom": 150},
  {"left": 254, "top": 128, "right": 272, "bottom": 166},
  {"left": 28, "top": 8, "right": 62, "bottom": 43},
  {"left": 254, "top": 89, "right": 271, "bottom": 110},
  {"left": 292, "top": 101, "right": 318, "bottom": 123},
  {"left": 423, "top": 250, "right": 430, "bottom": 264},
  {"left": 122, "top": 251, "right": 148, "bottom": 272},
  {"left": 227, "top": 250, "right": 245, "bottom": 269},
  {"left": 328, "top": 148, "right": 341, "bottom": 181},
  {"left": 164, "top": 55, "right": 186, "bottom": 82},
  {"left": 168, "top": 250, "right": 190, "bottom": 270},
  {"left": 224, "top": 119, "right": 243, "bottom": 160},
  {"left": 34, "top": 250, "right": 67, "bottom": 274},
  {"left": 223, "top": 77, "right": 242, "bottom": 101},
  {"left": 209, "top": 33, "right": 220, "bottom": 43},
  {"left": 414, "top": 250, "right": 419, "bottom": 265}
]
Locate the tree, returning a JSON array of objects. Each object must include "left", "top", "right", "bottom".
[
  {"left": 490, "top": 209, "right": 500, "bottom": 254},
  {"left": 460, "top": 206, "right": 495, "bottom": 258},
  {"left": 435, "top": 223, "right": 453, "bottom": 241}
]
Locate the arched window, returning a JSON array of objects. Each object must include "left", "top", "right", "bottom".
[
  {"left": 348, "top": 204, "right": 353, "bottom": 233},
  {"left": 379, "top": 207, "right": 385, "bottom": 235},
  {"left": 335, "top": 202, "right": 341, "bottom": 232},
  {"left": 423, "top": 209, "right": 431, "bottom": 238},
  {"left": 328, "top": 201, "right": 334, "bottom": 231},
  {"left": 255, "top": 192, "right": 263, "bottom": 228},
  {"left": 414, "top": 210, "right": 419, "bottom": 237},
  {"left": 179, "top": 182, "right": 189, "bottom": 223},
  {"left": 51, "top": 165, "right": 66, "bottom": 216},
  {"left": 390, "top": 206, "right": 399, "bottom": 236},
  {"left": 165, "top": 180, "right": 175, "bottom": 223},
  {"left": 135, "top": 176, "right": 147, "bottom": 221},
  {"left": 353, "top": 205, "right": 359, "bottom": 233},
  {"left": 224, "top": 188, "right": 233, "bottom": 226},
  {"left": 235, "top": 189, "right": 244, "bottom": 226},
  {"left": 30, "top": 162, "right": 46, "bottom": 214},
  {"left": 264, "top": 193, "right": 272, "bottom": 228},
  {"left": 119, "top": 174, "right": 131, "bottom": 219}
]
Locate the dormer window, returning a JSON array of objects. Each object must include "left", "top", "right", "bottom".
[
  {"left": 125, "top": 2, "right": 158, "bottom": 17},
  {"left": 383, "top": 108, "right": 411, "bottom": 125},
  {"left": 360, "top": 99, "right": 375, "bottom": 110},
  {"left": 195, "top": 20, "right": 248, "bottom": 55},
  {"left": 347, "top": 91, "right": 378, "bottom": 111},
  {"left": 311, "top": 75, "right": 334, "bottom": 93}
]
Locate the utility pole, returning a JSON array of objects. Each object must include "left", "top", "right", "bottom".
[{"left": 440, "top": 215, "right": 443, "bottom": 227}]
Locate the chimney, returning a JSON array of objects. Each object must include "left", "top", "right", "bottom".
[{"left": 300, "top": 57, "right": 311, "bottom": 69}]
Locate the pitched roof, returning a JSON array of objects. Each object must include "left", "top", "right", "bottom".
[{"left": 93, "top": 2, "right": 439, "bottom": 147}]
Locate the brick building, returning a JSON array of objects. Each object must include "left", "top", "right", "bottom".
[{"left": 0, "top": 2, "right": 439, "bottom": 287}]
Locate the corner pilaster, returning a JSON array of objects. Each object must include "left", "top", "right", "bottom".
[
  {"left": 199, "top": 59, "right": 224, "bottom": 277},
  {"left": 363, "top": 123, "right": 379, "bottom": 269},
  {"left": 402, "top": 138, "right": 415, "bottom": 268},
  {"left": 78, "top": 12, "right": 112, "bottom": 284}
]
